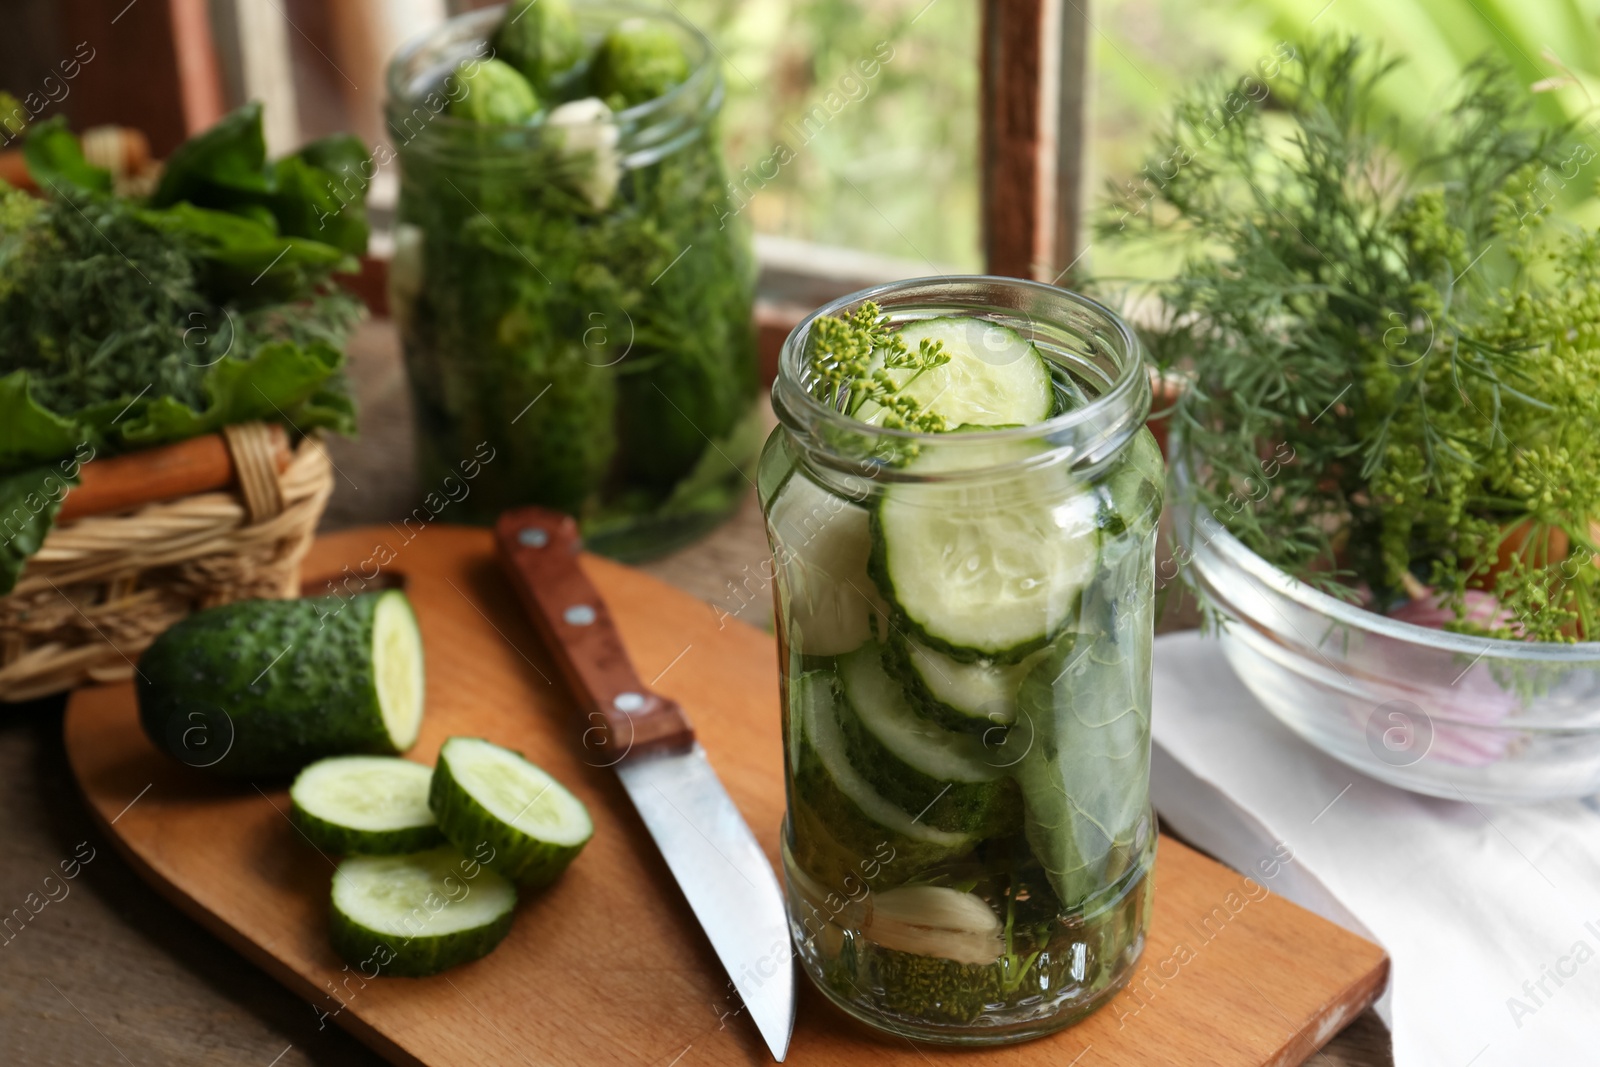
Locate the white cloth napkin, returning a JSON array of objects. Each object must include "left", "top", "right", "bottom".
[{"left": 1150, "top": 631, "right": 1600, "bottom": 1067}]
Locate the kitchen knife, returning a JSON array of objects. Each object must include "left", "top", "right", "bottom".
[{"left": 494, "top": 508, "right": 796, "bottom": 1062}]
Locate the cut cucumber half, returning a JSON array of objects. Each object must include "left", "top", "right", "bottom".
[
  {"left": 290, "top": 756, "right": 443, "bottom": 855},
  {"left": 329, "top": 846, "right": 516, "bottom": 977},
  {"left": 136, "top": 589, "right": 426, "bottom": 778},
  {"left": 835, "top": 644, "right": 1013, "bottom": 835},
  {"left": 373, "top": 591, "right": 427, "bottom": 754},
  {"left": 885, "top": 634, "right": 1041, "bottom": 734},
  {"left": 768, "top": 469, "right": 889, "bottom": 657},
  {"left": 872, "top": 440, "right": 1100, "bottom": 662},
  {"left": 788, "top": 671, "right": 973, "bottom": 893},
  {"left": 855, "top": 317, "right": 1054, "bottom": 429},
  {"left": 430, "top": 738, "right": 593, "bottom": 888}
]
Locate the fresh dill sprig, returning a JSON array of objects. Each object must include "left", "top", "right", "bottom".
[
  {"left": 1098, "top": 38, "right": 1600, "bottom": 641},
  {"left": 808, "top": 300, "right": 951, "bottom": 432}
]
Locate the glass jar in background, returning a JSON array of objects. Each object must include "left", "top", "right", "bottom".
[
  {"left": 386, "top": 4, "right": 757, "bottom": 560},
  {"left": 759, "top": 277, "right": 1162, "bottom": 1043}
]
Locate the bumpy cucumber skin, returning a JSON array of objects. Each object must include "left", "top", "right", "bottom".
[
  {"left": 428, "top": 743, "right": 591, "bottom": 889},
  {"left": 880, "top": 636, "right": 1020, "bottom": 737},
  {"left": 137, "top": 592, "right": 415, "bottom": 778},
  {"left": 788, "top": 674, "right": 973, "bottom": 893},
  {"left": 328, "top": 857, "right": 515, "bottom": 978},
  {"left": 329, "top": 901, "right": 512, "bottom": 976},
  {"left": 833, "top": 695, "right": 1017, "bottom": 837},
  {"left": 290, "top": 803, "right": 444, "bottom": 856},
  {"left": 788, "top": 762, "right": 964, "bottom": 896},
  {"left": 880, "top": 636, "right": 982, "bottom": 734}
]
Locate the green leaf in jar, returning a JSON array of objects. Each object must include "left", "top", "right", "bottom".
[{"left": 1010, "top": 627, "right": 1150, "bottom": 909}]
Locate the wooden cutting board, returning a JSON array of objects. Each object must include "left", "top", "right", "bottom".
[{"left": 63, "top": 526, "right": 1387, "bottom": 1067}]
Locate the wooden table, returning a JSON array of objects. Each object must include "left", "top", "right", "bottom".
[{"left": 0, "top": 322, "right": 1393, "bottom": 1066}]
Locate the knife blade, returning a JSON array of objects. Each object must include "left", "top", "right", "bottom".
[{"left": 494, "top": 508, "right": 796, "bottom": 1062}]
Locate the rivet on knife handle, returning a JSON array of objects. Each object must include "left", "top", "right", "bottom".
[{"left": 494, "top": 508, "right": 695, "bottom": 760}]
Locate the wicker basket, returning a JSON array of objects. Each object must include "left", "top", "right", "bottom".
[{"left": 0, "top": 424, "right": 335, "bottom": 702}]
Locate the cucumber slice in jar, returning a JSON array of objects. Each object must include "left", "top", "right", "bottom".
[
  {"left": 1011, "top": 628, "right": 1152, "bottom": 910},
  {"left": 872, "top": 440, "right": 1100, "bottom": 663},
  {"left": 329, "top": 846, "right": 517, "bottom": 977},
  {"left": 429, "top": 738, "right": 593, "bottom": 889},
  {"left": 789, "top": 671, "right": 973, "bottom": 893},
  {"left": 835, "top": 644, "right": 1013, "bottom": 835},
  {"left": 290, "top": 756, "right": 443, "bottom": 855},
  {"left": 855, "top": 317, "right": 1054, "bottom": 429},
  {"left": 768, "top": 470, "right": 890, "bottom": 657},
  {"left": 884, "top": 634, "right": 1042, "bottom": 734}
]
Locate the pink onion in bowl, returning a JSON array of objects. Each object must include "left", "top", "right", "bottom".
[
  {"left": 1367, "top": 584, "right": 1521, "bottom": 766},
  {"left": 1387, "top": 588, "right": 1520, "bottom": 635}
]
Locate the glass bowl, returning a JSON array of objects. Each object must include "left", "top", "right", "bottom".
[{"left": 1172, "top": 468, "right": 1600, "bottom": 803}]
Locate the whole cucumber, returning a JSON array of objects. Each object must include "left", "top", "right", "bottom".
[{"left": 136, "top": 589, "right": 425, "bottom": 778}]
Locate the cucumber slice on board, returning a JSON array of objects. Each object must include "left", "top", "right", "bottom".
[
  {"left": 855, "top": 317, "right": 1054, "bottom": 429},
  {"left": 835, "top": 644, "right": 1014, "bottom": 835},
  {"left": 429, "top": 737, "right": 593, "bottom": 889},
  {"left": 290, "top": 756, "right": 443, "bottom": 855},
  {"left": 871, "top": 441, "right": 1100, "bottom": 663},
  {"left": 329, "top": 846, "right": 516, "bottom": 977},
  {"left": 137, "top": 589, "right": 425, "bottom": 778},
  {"left": 768, "top": 469, "right": 889, "bottom": 657},
  {"left": 788, "top": 671, "right": 974, "bottom": 893},
  {"left": 884, "top": 634, "right": 1042, "bottom": 734}
]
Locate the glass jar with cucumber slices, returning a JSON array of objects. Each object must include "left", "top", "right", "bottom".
[{"left": 759, "top": 277, "right": 1163, "bottom": 1044}]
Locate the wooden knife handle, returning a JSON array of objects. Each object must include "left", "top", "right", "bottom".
[{"left": 494, "top": 508, "right": 696, "bottom": 762}]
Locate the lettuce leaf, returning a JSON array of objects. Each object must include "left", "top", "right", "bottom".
[
  {"left": 0, "top": 463, "right": 77, "bottom": 593},
  {"left": 149, "top": 104, "right": 371, "bottom": 264},
  {"left": 0, "top": 341, "right": 353, "bottom": 594},
  {"left": 149, "top": 102, "right": 272, "bottom": 208},
  {"left": 1, "top": 104, "right": 365, "bottom": 593},
  {"left": 0, "top": 372, "right": 86, "bottom": 469},
  {"left": 269, "top": 152, "right": 370, "bottom": 257},
  {"left": 21, "top": 116, "right": 112, "bottom": 195},
  {"left": 115, "top": 340, "right": 355, "bottom": 446},
  {"left": 139, "top": 202, "right": 351, "bottom": 303}
]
